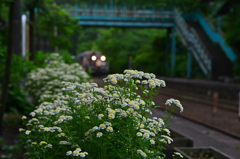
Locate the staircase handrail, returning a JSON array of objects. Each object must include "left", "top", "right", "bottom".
[
  {"left": 64, "top": 5, "right": 173, "bottom": 21},
  {"left": 190, "top": 28, "right": 212, "bottom": 59},
  {"left": 197, "top": 9, "right": 225, "bottom": 37},
  {"left": 197, "top": 10, "right": 217, "bottom": 32},
  {"left": 193, "top": 11, "right": 237, "bottom": 62},
  {"left": 174, "top": 9, "right": 212, "bottom": 76},
  {"left": 190, "top": 28, "right": 212, "bottom": 72}
]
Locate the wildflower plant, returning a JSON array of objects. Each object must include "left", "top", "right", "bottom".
[
  {"left": 25, "top": 53, "right": 90, "bottom": 104},
  {"left": 21, "top": 70, "right": 183, "bottom": 159}
]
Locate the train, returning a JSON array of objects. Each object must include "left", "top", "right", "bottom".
[{"left": 76, "top": 50, "right": 109, "bottom": 74}]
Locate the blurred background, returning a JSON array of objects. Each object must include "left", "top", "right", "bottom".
[
  {"left": 0, "top": 0, "right": 240, "bottom": 158},
  {"left": 1, "top": 0, "right": 240, "bottom": 78}
]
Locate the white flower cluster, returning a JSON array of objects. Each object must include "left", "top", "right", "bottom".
[
  {"left": 21, "top": 70, "right": 183, "bottom": 158},
  {"left": 25, "top": 53, "right": 89, "bottom": 103},
  {"left": 137, "top": 149, "right": 147, "bottom": 158},
  {"left": 66, "top": 148, "right": 88, "bottom": 157},
  {"left": 165, "top": 98, "right": 183, "bottom": 113},
  {"left": 104, "top": 70, "right": 166, "bottom": 89}
]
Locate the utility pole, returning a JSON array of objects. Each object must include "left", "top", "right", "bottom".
[{"left": 22, "top": 14, "right": 27, "bottom": 57}]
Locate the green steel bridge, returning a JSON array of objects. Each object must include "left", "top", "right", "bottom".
[{"left": 65, "top": 5, "right": 237, "bottom": 79}]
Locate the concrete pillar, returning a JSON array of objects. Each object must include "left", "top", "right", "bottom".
[
  {"left": 171, "top": 27, "right": 176, "bottom": 76},
  {"left": 165, "top": 28, "right": 171, "bottom": 75},
  {"left": 187, "top": 48, "right": 192, "bottom": 78}
]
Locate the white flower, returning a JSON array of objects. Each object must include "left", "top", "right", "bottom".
[
  {"left": 85, "top": 116, "right": 90, "bottom": 120},
  {"left": 80, "top": 152, "right": 88, "bottom": 157},
  {"left": 19, "top": 128, "right": 25, "bottom": 132},
  {"left": 76, "top": 148, "right": 82, "bottom": 152},
  {"left": 29, "top": 112, "right": 36, "bottom": 117},
  {"left": 139, "top": 124, "right": 144, "bottom": 129},
  {"left": 161, "top": 135, "right": 173, "bottom": 144},
  {"left": 121, "top": 111, "right": 128, "bottom": 117},
  {"left": 59, "top": 141, "right": 71, "bottom": 145},
  {"left": 165, "top": 98, "right": 183, "bottom": 113},
  {"left": 90, "top": 126, "right": 99, "bottom": 133},
  {"left": 25, "top": 130, "right": 31, "bottom": 135},
  {"left": 66, "top": 151, "right": 72, "bottom": 156},
  {"left": 96, "top": 132, "right": 103, "bottom": 138},
  {"left": 136, "top": 132, "right": 142, "bottom": 137},
  {"left": 106, "top": 126, "right": 113, "bottom": 132},
  {"left": 40, "top": 141, "right": 47, "bottom": 145},
  {"left": 173, "top": 152, "right": 183, "bottom": 158},
  {"left": 110, "top": 78, "right": 117, "bottom": 84},
  {"left": 134, "top": 104, "right": 140, "bottom": 110},
  {"left": 108, "top": 113, "right": 115, "bottom": 119},
  {"left": 150, "top": 139, "right": 155, "bottom": 144},
  {"left": 99, "top": 124, "right": 106, "bottom": 129},
  {"left": 149, "top": 80, "right": 156, "bottom": 88},
  {"left": 137, "top": 149, "right": 147, "bottom": 158},
  {"left": 127, "top": 108, "right": 134, "bottom": 113},
  {"left": 107, "top": 108, "right": 115, "bottom": 114},
  {"left": 143, "top": 133, "right": 150, "bottom": 138},
  {"left": 104, "top": 122, "right": 112, "bottom": 126},
  {"left": 163, "top": 128, "right": 171, "bottom": 136},
  {"left": 142, "top": 80, "right": 148, "bottom": 84},
  {"left": 98, "top": 114, "right": 104, "bottom": 120},
  {"left": 45, "top": 144, "right": 52, "bottom": 148},
  {"left": 44, "top": 127, "right": 50, "bottom": 132},
  {"left": 73, "top": 150, "right": 80, "bottom": 156},
  {"left": 128, "top": 101, "right": 135, "bottom": 107}
]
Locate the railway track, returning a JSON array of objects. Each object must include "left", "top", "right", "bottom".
[{"left": 159, "top": 87, "right": 238, "bottom": 112}]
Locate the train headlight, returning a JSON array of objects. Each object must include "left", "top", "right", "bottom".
[
  {"left": 91, "top": 55, "right": 97, "bottom": 61},
  {"left": 100, "top": 55, "right": 106, "bottom": 61}
]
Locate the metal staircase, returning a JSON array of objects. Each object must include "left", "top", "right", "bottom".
[
  {"left": 187, "top": 21, "right": 233, "bottom": 78},
  {"left": 174, "top": 9, "right": 212, "bottom": 78}
]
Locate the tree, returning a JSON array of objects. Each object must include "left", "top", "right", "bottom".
[
  {"left": 22, "top": 0, "right": 79, "bottom": 56},
  {"left": 0, "top": 0, "right": 21, "bottom": 135},
  {"left": 22, "top": 0, "right": 54, "bottom": 60},
  {"left": 38, "top": 3, "right": 79, "bottom": 52}
]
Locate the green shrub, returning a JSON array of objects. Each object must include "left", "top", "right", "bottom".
[{"left": 25, "top": 53, "right": 90, "bottom": 104}]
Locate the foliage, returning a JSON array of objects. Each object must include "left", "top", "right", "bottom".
[
  {"left": 61, "top": 51, "right": 76, "bottom": 64},
  {"left": 20, "top": 70, "right": 183, "bottom": 159},
  {"left": 6, "top": 85, "right": 32, "bottom": 115},
  {"left": 220, "top": 2, "right": 240, "bottom": 75},
  {"left": 0, "top": 51, "right": 77, "bottom": 114},
  {"left": 9, "top": 54, "right": 37, "bottom": 84},
  {"left": 38, "top": 4, "right": 80, "bottom": 51},
  {"left": 21, "top": 0, "right": 80, "bottom": 54},
  {"left": 77, "top": 28, "right": 168, "bottom": 74},
  {"left": 133, "top": 34, "right": 168, "bottom": 75},
  {"left": 76, "top": 27, "right": 195, "bottom": 77},
  {"left": 0, "top": 53, "right": 36, "bottom": 114},
  {"left": 32, "top": 51, "right": 76, "bottom": 68}
]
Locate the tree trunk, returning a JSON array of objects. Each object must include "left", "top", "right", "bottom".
[
  {"left": 13, "top": 0, "right": 21, "bottom": 56},
  {"left": 0, "top": 0, "right": 21, "bottom": 135},
  {"left": 29, "top": 7, "right": 35, "bottom": 60},
  {"left": 0, "top": 12, "right": 7, "bottom": 30}
]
